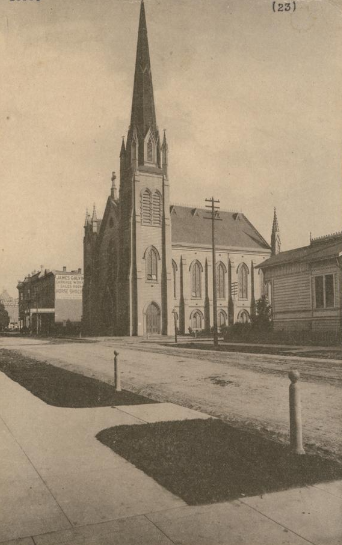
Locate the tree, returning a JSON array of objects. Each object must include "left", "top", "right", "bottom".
[
  {"left": 0, "top": 303, "right": 10, "bottom": 331},
  {"left": 252, "top": 295, "right": 272, "bottom": 330}
]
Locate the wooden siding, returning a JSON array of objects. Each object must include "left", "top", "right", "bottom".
[{"left": 273, "top": 274, "right": 311, "bottom": 312}]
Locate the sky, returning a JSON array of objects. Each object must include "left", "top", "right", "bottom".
[{"left": 1, "top": 0, "right": 342, "bottom": 297}]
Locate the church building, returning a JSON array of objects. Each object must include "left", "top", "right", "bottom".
[{"left": 82, "top": 1, "right": 271, "bottom": 336}]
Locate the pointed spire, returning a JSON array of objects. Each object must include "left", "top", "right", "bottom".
[
  {"left": 111, "top": 171, "right": 118, "bottom": 200},
  {"left": 162, "top": 129, "right": 168, "bottom": 150},
  {"left": 272, "top": 207, "right": 279, "bottom": 232},
  {"left": 92, "top": 204, "right": 97, "bottom": 222},
  {"left": 162, "top": 129, "right": 168, "bottom": 174},
  {"left": 130, "top": 0, "right": 157, "bottom": 138},
  {"left": 271, "top": 207, "right": 281, "bottom": 256},
  {"left": 84, "top": 208, "right": 90, "bottom": 227},
  {"left": 120, "top": 137, "right": 126, "bottom": 157}
]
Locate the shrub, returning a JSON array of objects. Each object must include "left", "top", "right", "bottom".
[{"left": 251, "top": 295, "right": 272, "bottom": 331}]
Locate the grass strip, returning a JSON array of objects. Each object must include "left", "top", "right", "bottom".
[
  {"left": 97, "top": 419, "right": 342, "bottom": 505},
  {"left": 0, "top": 349, "right": 156, "bottom": 408}
]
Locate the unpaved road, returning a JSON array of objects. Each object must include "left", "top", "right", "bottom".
[{"left": 1, "top": 336, "right": 341, "bottom": 460}]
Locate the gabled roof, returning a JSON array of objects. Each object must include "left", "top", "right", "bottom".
[
  {"left": 170, "top": 205, "right": 270, "bottom": 251},
  {"left": 258, "top": 232, "right": 342, "bottom": 269}
]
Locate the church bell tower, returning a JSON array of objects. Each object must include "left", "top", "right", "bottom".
[{"left": 117, "top": 0, "right": 172, "bottom": 336}]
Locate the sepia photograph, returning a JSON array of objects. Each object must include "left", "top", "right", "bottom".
[{"left": 1, "top": 0, "right": 342, "bottom": 543}]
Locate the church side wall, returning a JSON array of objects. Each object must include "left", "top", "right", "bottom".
[
  {"left": 171, "top": 246, "right": 270, "bottom": 333},
  {"left": 96, "top": 213, "right": 119, "bottom": 333}
]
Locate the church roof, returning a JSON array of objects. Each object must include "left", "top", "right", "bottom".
[
  {"left": 258, "top": 232, "right": 342, "bottom": 268},
  {"left": 170, "top": 205, "right": 270, "bottom": 250}
]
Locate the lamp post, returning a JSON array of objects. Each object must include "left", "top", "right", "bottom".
[{"left": 172, "top": 308, "right": 178, "bottom": 344}]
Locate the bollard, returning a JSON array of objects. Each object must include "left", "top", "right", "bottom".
[
  {"left": 114, "top": 351, "right": 121, "bottom": 392},
  {"left": 288, "top": 370, "right": 305, "bottom": 455}
]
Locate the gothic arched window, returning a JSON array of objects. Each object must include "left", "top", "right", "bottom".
[
  {"left": 147, "top": 138, "right": 153, "bottom": 162},
  {"left": 141, "top": 189, "right": 152, "bottom": 225},
  {"left": 191, "top": 260, "right": 202, "bottom": 298},
  {"left": 216, "top": 262, "right": 226, "bottom": 299},
  {"left": 172, "top": 260, "right": 177, "bottom": 299},
  {"left": 218, "top": 310, "right": 227, "bottom": 328},
  {"left": 152, "top": 191, "right": 162, "bottom": 226},
  {"left": 146, "top": 247, "right": 158, "bottom": 281},
  {"left": 191, "top": 310, "right": 203, "bottom": 330},
  {"left": 238, "top": 310, "right": 250, "bottom": 323},
  {"left": 238, "top": 263, "right": 249, "bottom": 300}
]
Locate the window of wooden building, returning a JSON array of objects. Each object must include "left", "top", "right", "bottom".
[{"left": 314, "top": 274, "right": 335, "bottom": 308}]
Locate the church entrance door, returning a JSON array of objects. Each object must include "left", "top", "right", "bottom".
[{"left": 146, "top": 303, "right": 161, "bottom": 335}]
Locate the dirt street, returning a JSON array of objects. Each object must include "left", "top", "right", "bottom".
[{"left": 1, "top": 337, "right": 341, "bottom": 460}]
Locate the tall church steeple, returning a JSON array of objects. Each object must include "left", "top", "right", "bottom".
[
  {"left": 117, "top": 0, "right": 172, "bottom": 337},
  {"left": 271, "top": 207, "right": 281, "bottom": 256},
  {"left": 128, "top": 0, "right": 159, "bottom": 167}
]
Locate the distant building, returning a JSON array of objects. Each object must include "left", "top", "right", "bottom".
[
  {"left": 0, "top": 290, "right": 19, "bottom": 327},
  {"left": 82, "top": 2, "right": 271, "bottom": 336},
  {"left": 258, "top": 232, "right": 342, "bottom": 333},
  {"left": 17, "top": 267, "right": 83, "bottom": 334}
]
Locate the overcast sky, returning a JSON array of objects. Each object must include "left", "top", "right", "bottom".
[{"left": 1, "top": 0, "right": 342, "bottom": 297}]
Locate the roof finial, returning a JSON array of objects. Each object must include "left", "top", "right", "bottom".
[
  {"left": 111, "top": 171, "right": 118, "bottom": 200},
  {"left": 84, "top": 208, "right": 90, "bottom": 227},
  {"left": 92, "top": 203, "right": 97, "bottom": 222}
]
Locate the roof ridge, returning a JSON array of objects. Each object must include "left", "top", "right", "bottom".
[
  {"left": 311, "top": 231, "right": 342, "bottom": 244},
  {"left": 170, "top": 202, "right": 241, "bottom": 213}
]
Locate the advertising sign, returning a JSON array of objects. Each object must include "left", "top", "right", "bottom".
[{"left": 55, "top": 274, "right": 84, "bottom": 300}]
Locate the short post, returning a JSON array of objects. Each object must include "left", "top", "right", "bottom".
[
  {"left": 114, "top": 350, "right": 121, "bottom": 392},
  {"left": 288, "top": 370, "right": 305, "bottom": 455}
]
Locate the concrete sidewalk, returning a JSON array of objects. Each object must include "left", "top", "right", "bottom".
[{"left": 0, "top": 373, "right": 341, "bottom": 545}]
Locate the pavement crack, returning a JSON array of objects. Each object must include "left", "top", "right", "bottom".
[
  {"left": 238, "top": 499, "right": 318, "bottom": 545},
  {"left": 143, "top": 514, "right": 176, "bottom": 544}
]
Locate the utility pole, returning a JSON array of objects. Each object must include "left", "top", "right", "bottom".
[
  {"left": 205, "top": 197, "right": 221, "bottom": 349},
  {"left": 36, "top": 287, "right": 39, "bottom": 336}
]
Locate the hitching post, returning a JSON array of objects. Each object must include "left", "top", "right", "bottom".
[
  {"left": 288, "top": 370, "right": 305, "bottom": 455},
  {"left": 114, "top": 351, "right": 121, "bottom": 392}
]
